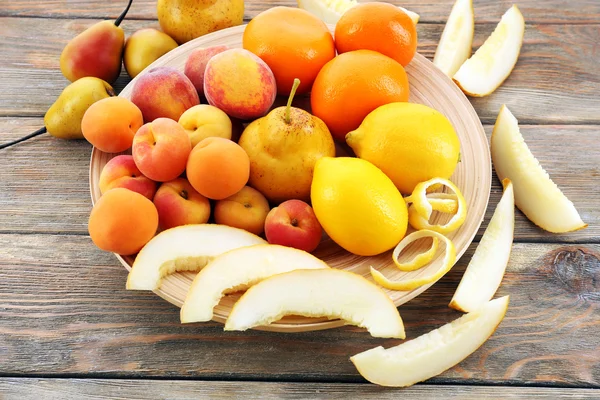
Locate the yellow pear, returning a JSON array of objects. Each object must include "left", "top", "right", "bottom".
[
  {"left": 239, "top": 79, "right": 335, "bottom": 203},
  {"left": 44, "top": 77, "right": 115, "bottom": 140},
  {"left": 157, "top": 0, "right": 244, "bottom": 44},
  {"left": 124, "top": 28, "right": 178, "bottom": 78}
]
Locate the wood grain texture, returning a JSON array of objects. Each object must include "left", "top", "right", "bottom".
[
  {"left": 1, "top": 378, "right": 599, "bottom": 399},
  {"left": 2, "top": 0, "right": 600, "bottom": 24},
  {"left": 1, "top": 18, "right": 600, "bottom": 124},
  {"left": 1, "top": 233, "right": 599, "bottom": 386},
  {"left": 1, "top": 118, "right": 597, "bottom": 242}
]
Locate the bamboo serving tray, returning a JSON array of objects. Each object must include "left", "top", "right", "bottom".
[{"left": 89, "top": 24, "right": 491, "bottom": 333}]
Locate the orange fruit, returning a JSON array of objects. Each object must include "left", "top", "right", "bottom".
[
  {"left": 311, "top": 50, "right": 410, "bottom": 142},
  {"left": 243, "top": 7, "right": 335, "bottom": 95},
  {"left": 335, "top": 2, "right": 418, "bottom": 67}
]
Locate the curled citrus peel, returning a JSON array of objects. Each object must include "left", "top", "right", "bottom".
[
  {"left": 423, "top": 193, "right": 459, "bottom": 214},
  {"left": 393, "top": 236, "right": 439, "bottom": 271},
  {"left": 371, "top": 230, "right": 456, "bottom": 291},
  {"left": 405, "top": 178, "right": 467, "bottom": 234}
]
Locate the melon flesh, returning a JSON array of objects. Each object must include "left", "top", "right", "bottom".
[
  {"left": 351, "top": 296, "right": 509, "bottom": 387},
  {"left": 450, "top": 180, "right": 514, "bottom": 312},
  {"left": 126, "top": 224, "right": 266, "bottom": 290},
  {"left": 225, "top": 268, "right": 405, "bottom": 339},
  {"left": 453, "top": 5, "right": 524, "bottom": 96},
  {"left": 296, "top": 0, "right": 419, "bottom": 25},
  {"left": 491, "top": 105, "right": 586, "bottom": 233},
  {"left": 433, "top": 0, "right": 474, "bottom": 77},
  {"left": 180, "top": 244, "right": 329, "bottom": 323}
]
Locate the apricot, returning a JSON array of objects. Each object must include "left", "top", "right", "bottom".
[
  {"left": 82, "top": 97, "right": 143, "bottom": 153},
  {"left": 88, "top": 188, "right": 158, "bottom": 255},
  {"left": 186, "top": 137, "right": 250, "bottom": 200}
]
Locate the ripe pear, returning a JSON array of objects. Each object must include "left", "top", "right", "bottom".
[
  {"left": 124, "top": 28, "right": 178, "bottom": 78},
  {"left": 44, "top": 77, "right": 115, "bottom": 140},
  {"left": 60, "top": 0, "right": 133, "bottom": 83},
  {"left": 157, "top": 0, "right": 244, "bottom": 44},
  {"left": 239, "top": 79, "right": 335, "bottom": 203}
]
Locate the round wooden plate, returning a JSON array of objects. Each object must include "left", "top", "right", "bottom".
[{"left": 89, "top": 24, "right": 491, "bottom": 333}]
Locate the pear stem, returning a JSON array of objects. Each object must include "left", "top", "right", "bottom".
[
  {"left": 0, "top": 127, "right": 47, "bottom": 150},
  {"left": 114, "top": 0, "right": 133, "bottom": 27},
  {"left": 285, "top": 78, "right": 300, "bottom": 125}
]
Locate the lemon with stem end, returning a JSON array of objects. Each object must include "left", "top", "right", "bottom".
[{"left": 311, "top": 157, "right": 408, "bottom": 256}]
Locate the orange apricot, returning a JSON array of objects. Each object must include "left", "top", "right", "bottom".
[
  {"left": 186, "top": 137, "right": 250, "bottom": 200},
  {"left": 82, "top": 97, "right": 144, "bottom": 153},
  {"left": 88, "top": 188, "right": 158, "bottom": 255}
]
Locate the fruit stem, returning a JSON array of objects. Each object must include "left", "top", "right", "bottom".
[
  {"left": 114, "top": 0, "right": 133, "bottom": 27},
  {"left": 285, "top": 78, "right": 300, "bottom": 125},
  {"left": 0, "top": 127, "right": 47, "bottom": 150}
]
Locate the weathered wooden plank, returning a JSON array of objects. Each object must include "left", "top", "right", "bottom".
[
  {"left": 1, "top": 118, "right": 597, "bottom": 242},
  {"left": 1, "top": 378, "right": 599, "bottom": 399},
  {"left": 1, "top": 17, "right": 600, "bottom": 124},
  {"left": 1, "top": 233, "right": 599, "bottom": 385},
  {"left": 2, "top": 0, "right": 600, "bottom": 24}
]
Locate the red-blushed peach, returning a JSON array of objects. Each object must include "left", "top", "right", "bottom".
[
  {"left": 130, "top": 66, "right": 200, "bottom": 122},
  {"left": 186, "top": 137, "right": 249, "bottom": 200},
  {"left": 184, "top": 45, "right": 228, "bottom": 97},
  {"left": 264, "top": 199, "right": 322, "bottom": 253},
  {"left": 178, "top": 104, "right": 232, "bottom": 148},
  {"left": 82, "top": 97, "right": 143, "bottom": 153},
  {"left": 132, "top": 118, "right": 192, "bottom": 182},
  {"left": 214, "top": 186, "right": 270, "bottom": 235},
  {"left": 153, "top": 178, "right": 211, "bottom": 230},
  {"left": 88, "top": 188, "right": 159, "bottom": 255},
  {"left": 204, "top": 49, "right": 276, "bottom": 120},
  {"left": 99, "top": 155, "right": 157, "bottom": 200}
]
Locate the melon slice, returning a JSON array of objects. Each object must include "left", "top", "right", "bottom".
[
  {"left": 491, "top": 105, "right": 587, "bottom": 233},
  {"left": 126, "top": 224, "right": 266, "bottom": 290},
  {"left": 450, "top": 179, "right": 514, "bottom": 312},
  {"left": 351, "top": 296, "right": 509, "bottom": 387},
  {"left": 296, "top": 0, "right": 420, "bottom": 25},
  {"left": 453, "top": 5, "right": 524, "bottom": 96},
  {"left": 180, "top": 244, "right": 329, "bottom": 323},
  {"left": 433, "top": 0, "right": 474, "bottom": 77},
  {"left": 224, "top": 268, "right": 405, "bottom": 339}
]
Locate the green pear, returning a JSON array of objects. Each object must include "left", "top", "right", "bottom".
[
  {"left": 124, "top": 28, "right": 178, "bottom": 78},
  {"left": 59, "top": 0, "right": 133, "bottom": 83},
  {"left": 44, "top": 77, "right": 115, "bottom": 140}
]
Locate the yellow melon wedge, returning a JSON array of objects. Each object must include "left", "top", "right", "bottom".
[
  {"left": 491, "top": 105, "right": 587, "bottom": 233},
  {"left": 453, "top": 5, "right": 524, "bottom": 97},
  {"left": 180, "top": 244, "right": 329, "bottom": 323},
  {"left": 433, "top": 0, "right": 474, "bottom": 77},
  {"left": 450, "top": 180, "right": 514, "bottom": 313},
  {"left": 126, "top": 224, "right": 266, "bottom": 291},
  {"left": 296, "top": 0, "right": 420, "bottom": 25},
  {"left": 225, "top": 268, "right": 405, "bottom": 339},
  {"left": 351, "top": 296, "right": 509, "bottom": 387}
]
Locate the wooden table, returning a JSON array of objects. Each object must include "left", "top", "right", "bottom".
[{"left": 1, "top": 0, "right": 599, "bottom": 398}]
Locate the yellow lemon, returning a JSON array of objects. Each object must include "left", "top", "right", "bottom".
[
  {"left": 346, "top": 102, "right": 461, "bottom": 194},
  {"left": 311, "top": 157, "right": 408, "bottom": 256}
]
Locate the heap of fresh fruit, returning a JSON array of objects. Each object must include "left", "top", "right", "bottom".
[
  {"left": 83, "top": 0, "right": 589, "bottom": 389},
  {"left": 7, "top": 0, "right": 589, "bottom": 389}
]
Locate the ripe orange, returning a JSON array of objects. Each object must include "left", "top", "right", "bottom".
[
  {"left": 335, "top": 2, "right": 418, "bottom": 67},
  {"left": 243, "top": 7, "right": 335, "bottom": 95},
  {"left": 311, "top": 50, "right": 410, "bottom": 142}
]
